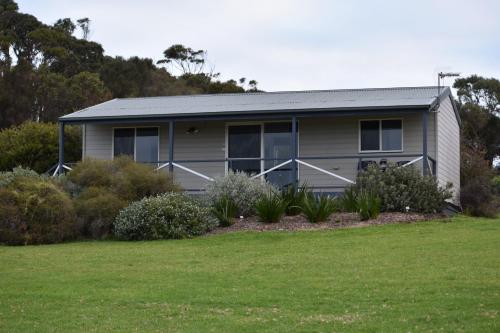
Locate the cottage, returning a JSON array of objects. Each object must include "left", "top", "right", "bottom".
[{"left": 58, "top": 86, "right": 461, "bottom": 202}]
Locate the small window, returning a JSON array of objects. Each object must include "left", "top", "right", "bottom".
[
  {"left": 360, "top": 120, "right": 402, "bottom": 152},
  {"left": 114, "top": 128, "right": 135, "bottom": 157}
]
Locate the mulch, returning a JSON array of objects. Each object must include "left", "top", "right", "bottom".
[{"left": 208, "top": 212, "right": 447, "bottom": 235}]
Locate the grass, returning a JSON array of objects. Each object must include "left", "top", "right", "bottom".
[{"left": 0, "top": 216, "right": 499, "bottom": 332}]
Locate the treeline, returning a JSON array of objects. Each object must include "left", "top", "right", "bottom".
[{"left": 0, "top": 0, "right": 258, "bottom": 128}]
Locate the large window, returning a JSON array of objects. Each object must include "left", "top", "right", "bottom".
[
  {"left": 113, "top": 127, "right": 159, "bottom": 162},
  {"left": 360, "top": 119, "right": 402, "bottom": 152},
  {"left": 113, "top": 128, "right": 135, "bottom": 157}
]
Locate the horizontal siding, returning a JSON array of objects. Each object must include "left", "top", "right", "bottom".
[
  {"left": 84, "top": 124, "right": 112, "bottom": 159},
  {"left": 436, "top": 97, "right": 460, "bottom": 203},
  {"left": 83, "top": 113, "right": 439, "bottom": 192},
  {"left": 298, "top": 113, "right": 435, "bottom": 189},
  {"left": 170, "top": 122, "right": 226, "bottom": 190}
]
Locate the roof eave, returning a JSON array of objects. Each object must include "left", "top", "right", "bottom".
[{"left": 59, "top": 104, "right": 430, "bottom": 124}]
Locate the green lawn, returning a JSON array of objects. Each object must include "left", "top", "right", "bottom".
[{"left": 0, "top": 216, "right": 499, "bottom": 332}]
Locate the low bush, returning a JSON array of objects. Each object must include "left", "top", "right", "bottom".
[
  {"left": 355, "top": 164, "right": 452, "bottom": 213},
  {"left": 0, "top": 170, "right": 76, "bottom": 245},
  {"left": 356, "top": 190, "right": 381, "bottom": 221},
  {"left": 67, "top": 157, "right": 181, "bottom": 238},
  {"left": 205, "top": 171, "right": 273, "bottom": 217},
  {"left": 211, "top": 195, "right": 238, "bottom": 227},
  {"left": 281, "top": 184, "right": 310, "bottom": 216},
  {"left": 68, "top": 157, "right": 180, "bottom": 201},
  {"left": 74, "top": 187, "right": 128, "bottom": 238},
  {"left": 255, "top": 190, "right": 288, "bottom": 223},
  {"left": 461, "top": 146, "right": 499, "bottom": 217},
  {"left": 300, "top": 193, "right": 338, "bottom": 223},
  {"left": 0, "top": 122, "right": 81, "bottom": 173},
  {"left": 461, "top": 178, "right": 498, "bottom": 218},
  {"left": 114, "top": 193, "right": 216, "bottom": 240}
]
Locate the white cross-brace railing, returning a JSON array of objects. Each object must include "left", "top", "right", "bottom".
[
  {"left": 250, "top": 159, "right": 292, "bottom": 179},
  {"left": 52, "top": 164, "right": 73, "bottom": 176},
  {"left": 295, "top": 159, "right": 356, "bottom": 184},
  {"left": 399, "top": 156, "right": 422, "bottom": 168},
  {"left": 156, "top": 162, "right": 215, "bottom": 182},
  {"left": 156, "top": 162, "right": 170, "bottom": 171}
]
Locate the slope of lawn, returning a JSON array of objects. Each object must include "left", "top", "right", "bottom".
[{"left": 0, "top": 216, "right": 499, "bottom": 332}]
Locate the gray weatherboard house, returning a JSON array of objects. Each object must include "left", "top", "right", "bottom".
[{"left": 57, "top": 86, "right": 461, "bottom": 203}]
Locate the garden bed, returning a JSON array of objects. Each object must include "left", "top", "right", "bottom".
[{"left": 209, "top": 212, "right": 445, "bottom": 234}]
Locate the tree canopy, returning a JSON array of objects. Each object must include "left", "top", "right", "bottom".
[
  {"left": 453, "top": 75, "right": 500, "bottom": 163},
  {"left": 0, "top": 1, "right": 260, "bottom": 128}
]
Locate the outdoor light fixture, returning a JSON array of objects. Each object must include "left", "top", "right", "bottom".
[{"left": 186, "top": 126, "right": 199, "bottom": 135}]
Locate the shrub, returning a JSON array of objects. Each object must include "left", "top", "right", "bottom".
[
  {"left": 114, "top": 193, "right": 216, "bottom": 240},
  {"left": 0, "top": 166, "right": 44, "bottom": 187},
  {"left": 255, "top": 190, "right": 288, "bottom": 223},
  {"left": 205, "top": 171, "right": 273, "bottom": 216},
  {"left": 211, "top": 195, "right": 238, "bottom": 227},
  {"left": 356, "top": 190, "right": 381, "bottom": 221},
  {"left": 461, "top": 146, "right": 499, "bottom": 217},
  {"left": 355, "top": 164, "right": 452, "bottom": 213},
  {"left": 493, "top": 176, "right": 500, "bottom": 196},
  {"left": 281, "top": 184, "right": 311, "bottom": 216},
  {"left": 300, "top": 193, "right": 338, "bottom": 223},
  {"left": 0, "top": 172, "right": 76, "bottom": 245},
  {"left": 74, "top": 187, "right": 128, "bottom": 238},
  {"left": 68, "top": 157, "right": 180, "bottom": 201},
  {"left": 461, "top": 178, "right": 498, "bottom": 218},
  {"left": 67, "top": 157, "right": 181, "bottom": 237},
  {"left": 0, "top": 122, "right": 81, "bottom": 173}
]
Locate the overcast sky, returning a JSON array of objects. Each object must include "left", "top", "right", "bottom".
[{"left": 17, "top": 0, "right": 500, "bottom": 92}]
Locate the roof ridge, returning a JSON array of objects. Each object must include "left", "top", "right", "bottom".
[{"left": 115, "top": 86, "right": 448, "bottom": 101}]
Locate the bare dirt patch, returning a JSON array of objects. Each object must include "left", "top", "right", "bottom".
[{"left": 208, "top": 212, "right": 446, "bottom": 235}]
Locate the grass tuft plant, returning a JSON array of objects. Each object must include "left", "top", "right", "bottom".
[
  {"left": 281, "top": 184, "right": 311, "bottom": 215},
  {"left": 211, "top": 195, "right": 238, "bottom": 227},
  {"left": 356, "top": 190, "right": 381, "bottom": 221},
  {"left": 255, "top": 190, "right": 288, "bottom": 223},
  {"left": 300, "top": 193, "right": 338, "bottom": 223}
]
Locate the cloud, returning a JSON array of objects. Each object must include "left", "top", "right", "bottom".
[{"left": 17, "top": 0, "right": 500, "bottom": 91}]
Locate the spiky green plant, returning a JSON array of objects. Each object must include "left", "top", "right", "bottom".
[
  {"left": 281, "top": 184, "right": 311, "bottom": 215},
  {"left": 339, "top": 187, "right": 358, "bottom": 212},
  {"left": 211, "top": 195, "right": 238, "bottom": 227},
  {"left": 300, "top": 193, "right": 338, "bottom": 223},
  {"left": 255, "top": 190, "right": 288, "bottom": 223},
  {"left": 356, "top": 190, "right": 381, "bottom": 221}
]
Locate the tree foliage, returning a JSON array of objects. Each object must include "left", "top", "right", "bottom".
[
  {"left": 0, "top": 122, "right": 81, "bottom": 173},
  {"left": 454, "top": 75, "right": 500, "bottom": 163},
  {"left": 0, "top": 1, "right": 261, "bottom": 129}
]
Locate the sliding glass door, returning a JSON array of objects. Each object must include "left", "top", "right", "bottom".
[
  {"left": 227, "top": 122, "right": 294, "bottom": 187},
  {"left": 227, "top": 125, "right": 261, "bottom": 174},
  {"left": 264, "top": 123, "right": 292, "bottom": 188}
]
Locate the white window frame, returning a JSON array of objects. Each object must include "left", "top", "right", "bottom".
[
  {"left": 111, "top": 126, "right": 160, "bottom": 163},
  {"left": 224, "top": 121, "right": 299, "bottom": 176},
  {"left": 358, "top": 118, "right": 404, "bottom": 153}
]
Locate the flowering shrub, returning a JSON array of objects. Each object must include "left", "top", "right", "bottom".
[
  {"left": 114, "top": 193, "right": 217, "bottom": 240},
  {"left": 205, "top": 171, "right": 273, "bottom": 216},
  {"left": 354, "top": 164, "right": 452, "bottom": 213}
]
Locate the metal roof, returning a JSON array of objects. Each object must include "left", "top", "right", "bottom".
[{"left": 60, "top": 86, "right": 452, "bottom": 122}]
